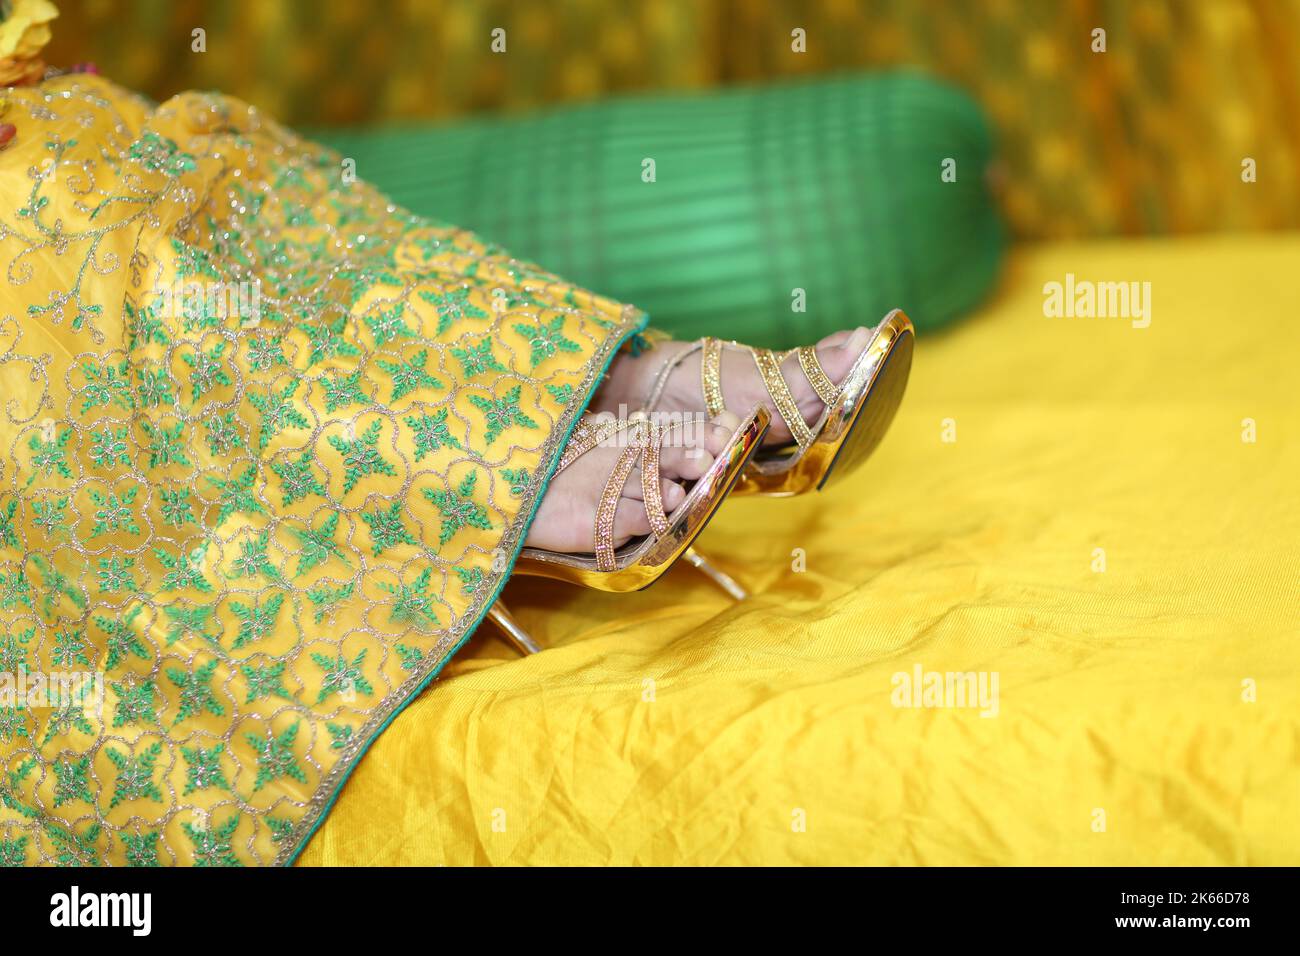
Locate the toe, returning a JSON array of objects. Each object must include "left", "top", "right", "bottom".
[
  {"left": 658, "top": 420, "right": 716, "bottom": 480},
  {"left": 660, "top": 478, "right": 685, "bottom": 511},
  {"left": 611, "top": 496, "right": 652, "bottom": 546},
  {"left": 705, "top": 412, "right": 738, "bottom": 457},
  {"left": 817, "top": 328, "right": 857, "bottom": 351}
]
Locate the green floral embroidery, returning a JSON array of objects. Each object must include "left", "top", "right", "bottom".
[
  {"left": 404, "top": 407, "right": 462, "bottom": 461},
  {"left": 376, "top": 348, "right": 444, "bottom": 401},
  {"left": 26, "top": 427, "right": 73, "bottom": 485},
  {"left": 87, "top": 487, "right": 141, "bottom": 537},
  {"left": 326, "top": 721, "right": 355, "bottom": 750},
  {"left": 0, "top": 571, "right": 33, "bottom": 612},
  {"left": 0, "top": 499, "right": 18, "bottom": 548},
  {"left": 79, "top": 360, "right": 134, "bottom": 414},
  {"left": 395, "top": 644, "right": 423, "bottom": 670},
  {"left": 270, "top": 453, "right": 326, "bottom": 505},
  {"left": 170, "top": 237, "right": 220, "bottom": 279},
  {"left": 228, "top": 592, "right": 286, "bottom": 649},
  {"left": 0, "top": 627, "right": 30, "bottom": 674},
  {"left": 96, "top": 607, "right": 149, "bottom": 670},
  {"left": 166, "top": 659, "right": 226, "bottom": 725},
  {"left": 299, "top": 315, "right": 361, "bottom": 367},
  {"left": 181, "top": 342, "right": 232, "bottom": 402},
  {"left": 502, "top": 468, "right": 530, "bottom": 496},
  {"left": 364, "top": 302, "right": 415, "bottom": 346},
  {"left": 320, "top": 369, "right": 371, "bottom": 413},
  {"left": 208, "top": 465, "right": 264, "bottom": 525},
  {"left": 50, "top": 628, "right": 92, "bottom": 668},
  {"left": 111, "top": 678, "right": 160, "bottom": 728},
  {"left": 155, "top": 544, "right": 212, "bottom": 593},
  {"left": 96, "top": 556, "right": 137, "bottom": 593},
  {"left": 288, "top": 512, "right": 348, "bottom": 577},
  {"left": 88, "top": 425, "right": 132, "bottom": 470},
  {"left": 378, "top": 566, "right": 442, "bottom": 629},
  {"left": 246, "top": 722, "right": 308, "bottom": 791},
  {"left": 158, "top": 487, "right": 197, "bottom": 528},
  {"left": 266, "top": 816, "right": 294, "bottom": 844},
  {"left": 203, "top": 411, "right": 246, "bottom": 456},
  {"left": 163, "top": 603, "right": 217, "bottom": 646},
  {"left": 30, "top": 555, "right": 87, "bottom": 619},
  {"left": 419, "top": 287, "right": 488, "bottom": 335},
  {"left": 545, "top": 382, "right": 575, "bottom": 404},
  {"left": 451, "top": 337, "right": 506, "bottom": 378},
  {"left": 226, "top": 529, "right": 282, "bottom": 582},
  {"left": 422, "top": 471, "right": 493, "bottom": 546},
  {"left": 240, "top": 660, "right": 293, "bottom": 704},
  {"left": 247, "top": 380, "right": 310, "bottom": 451},
  {"left": 514, "top": 316, "right": 581, "bottom": 367},
  {"left": 246, "top": 334, "right": 288, "bottom": 371},
  {"left": 306, "top": 582, "right": 354, "bottom": 623},
  {"left": 454, "top": 565, "right": 484, "bottom": 596},
  {"left": 0, "top": 704, "right": 29, "bottom": 743},
  {"left": 135, "top": 367, "right": 175, "bottom": 408},
  {"left": 141, "top": 420, "right": 190, "bottom": 469},
  {"left": 361, "top": 500, "right": 418, "bottom": 556},
  {"left": 0, "top": 836, "right": 29, "bottom": 867},
  {"left": 122, "top": 831, "right": 160, "bottom": 867},
  {"left": 106, "top": 742, "right": 164, "bottom": 808},
  {"left": 311, "top": 650, "right": 372, "bottom": 703},
  {"left": 53, "top": 754, "right": 93, "bottom": 807},
  {"left": 126, "top": 299, "right": 169, "bottom": 350},
  {"left": 181, "top": 743, "right": 230, "bottom": 794},
  {"left": 50, "top": 821, "right": 102, "bottom": 867},
  {"left": 327, "top": 420, "right": 397, "bottom": 495},
  {"left": 467, "top": 385, "right": 538, "bottom": 444},
  {"left": 182, "top": 813, "right": 241, "bottom": 867},
  {"left": 41, "top": 700, "right": 95, "bottom": 746},
  {"left": 31, "top": 498, "right": 72, "bottom": 540},
  {"left": 129, "top": 132, "right": 198, "bottom": 177}
]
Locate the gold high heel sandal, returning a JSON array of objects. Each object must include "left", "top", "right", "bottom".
[
  {"left": 486, "top": 407, "right": 770, "bottom": 654},
  {"left": 641, "top": 309, "right": 914, "bottom": 497}
]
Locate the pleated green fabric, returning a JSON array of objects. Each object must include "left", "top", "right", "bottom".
[{"left": 316, "top": 72, "right": 1004, "bottom": 348}]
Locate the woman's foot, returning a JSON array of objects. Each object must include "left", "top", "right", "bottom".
[
  {"left": 523, "top": 411, "right": 741, "bottom": 553},
  {"left": 594, "top": 326, "right": 875, "bottom": 447}
]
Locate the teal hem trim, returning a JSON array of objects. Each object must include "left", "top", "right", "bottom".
[{"left": 284, "top": 309, "right": 650, "bottom": 866}]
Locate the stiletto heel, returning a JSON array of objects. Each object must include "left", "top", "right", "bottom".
[
  {"left": 642, "top": 310, "right": 914, "bottom": 496},
  {"left": 512, "top": 406, "right": 770, "bottom": 593},
  {"left": 486, "top": 601, "right": 541, "bottom": 655},
  {"left": 682, "top": 547, "right": 748, "bottom": 601}
]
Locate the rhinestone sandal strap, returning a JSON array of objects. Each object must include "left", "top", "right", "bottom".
[
  {"left": 700, "top": 338, "right": 726, "bottom": 417},
  {"left": 752, "top": 348, "right": 814, "bottom": 450},
  {"left": 594, "top": 440, "right": 642, "bottom": 572},
  {"left": 557, "top": 415, "right": 628, "bottom": 474},
  {"left": 638, "top": 421, "right": 671, "bottom": 538},
  {"left": 796, "top": 346, "right": 841, "bottom": 405}
]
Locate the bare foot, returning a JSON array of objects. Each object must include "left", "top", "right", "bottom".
[
  {"left": 595, "top": 326, "right": 875, "bottom": 447},
  {"left": 523, "top": 411, "right": 740, "bottom": 554}
]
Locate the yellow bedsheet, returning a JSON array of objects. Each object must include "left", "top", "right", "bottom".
[{"left": 300, "top": 235, "right": 1300, "bottom": 866}]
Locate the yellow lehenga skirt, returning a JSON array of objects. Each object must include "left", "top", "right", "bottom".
[{"left": 0, "top": 74, "right": 643, "bottom": 866}]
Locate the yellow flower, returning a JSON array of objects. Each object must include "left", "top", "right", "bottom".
[{"left": 0, "top": 0, "right": 57, "bottom": 87}]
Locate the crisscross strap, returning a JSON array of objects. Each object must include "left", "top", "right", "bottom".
[
  {"left": 750, "top": 348, "right": 816, "bottom": 450},
  {"left": 794, "top": 346, "right": 841, "bottom": 406},
  {"left": 647, "top": 336, "right": 842, "bottom": 452},
  {"left": 699, "top": 338, "right": 726, "bottom": 417},
  {"left": 556, "top": 415, "right": 680, "bottom": 571}
]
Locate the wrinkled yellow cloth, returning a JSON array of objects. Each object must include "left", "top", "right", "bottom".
[{"left": 302, "top": 234, "right": 1300, "bottom": 866}]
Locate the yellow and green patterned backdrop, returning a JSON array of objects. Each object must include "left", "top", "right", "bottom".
[{"left": 45, "top": 0, "right": 1300, "bottom": 238}]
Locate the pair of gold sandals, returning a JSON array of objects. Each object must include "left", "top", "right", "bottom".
[{"left": 488, "top": 309, "right": 915, "bottom": 654}]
